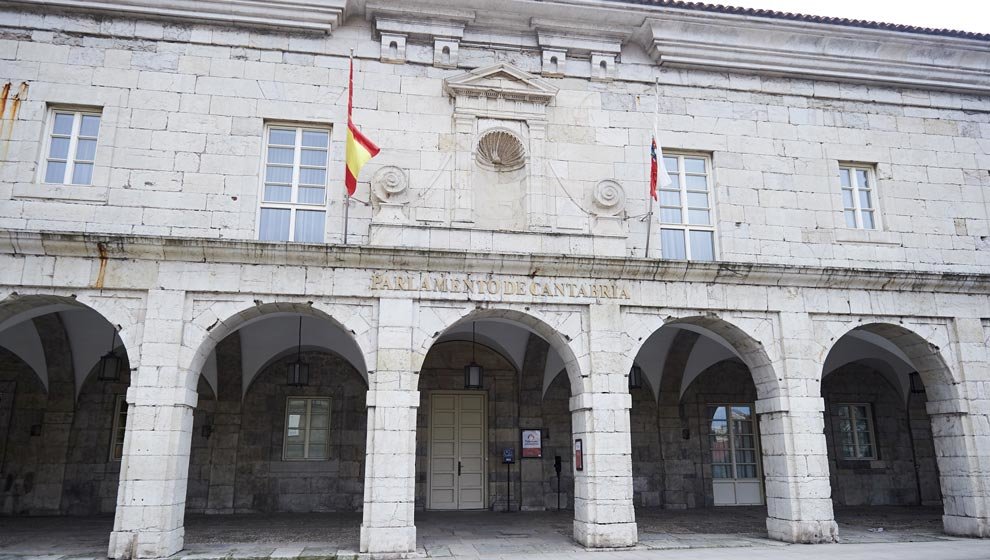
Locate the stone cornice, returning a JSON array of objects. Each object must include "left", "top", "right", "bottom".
[
  {"left": 639, "top": 12, "right": 990, "bottom": 95},
  {"left": 2, "top": 230, "right": 989, "bottom": 296},
  {"left": 2, "top": 0, "right": 347, "bottom": 33}
]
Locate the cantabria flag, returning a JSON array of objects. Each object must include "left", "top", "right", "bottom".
[{"left": 344, "top": 54, "right": 380, "bottom": 196}]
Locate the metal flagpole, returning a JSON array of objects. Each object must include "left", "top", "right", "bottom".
[
  {"left": 343, "top": 48, "right": 354, "bottom": 245},
  {"left": 644, "top": 77, "right": 659, "bottom": 258}
]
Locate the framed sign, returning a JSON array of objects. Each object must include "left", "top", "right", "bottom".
[
  {"left": 502, "top": 447, "right": 515, "bottom": 464},
  {"left": 574, "top": 438, "right": 583, "bottom": 471},
  {"left": 521, "top": 428, "right": 542, "bottom": 458}
]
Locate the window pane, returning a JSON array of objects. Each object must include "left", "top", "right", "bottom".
[
  {"left": 265, "top": 165, "right": 293, "bottom": 184},
  {"left": 284, "top": 444, "right": 304, "bottom": 459},
  {"left": 308, "top": 428, "right": 328, "bottom": 445},
  {"left": 298, "top": 167, "right": 326, "bottom": 186},
  {"left": 267, "top": 147, "right": 295, "bottom": 164},
  {"left": 685, "top": 174, "right": 708, "bottom": 190},
  {"left": 689, "top": 230, "right": 715, "bottom": 261},
  {"left": 53, "top": 113, "right": 74, "bottom": 135},
  {"left": 49, "top": 137, "right": 70, "bottom": 159},
  {"left": 71, "top": 162, "right": 93, "bottom": 185},
  {"left": 839, "top": 168, "right": 851, "bottom": 188},
  {"left": 838, "top": 406, "right": 850, "bottom": 418},
  {"left": 858, "top": 444, "right": 873, "bottom": 458},
  {"left": 298, "top": 186, "right": 325, "bottom": 205},
  {"left": 844, "top": 210, "right": 857, "bottom": 228},
  {"left": 44, "top": 161, "right": 66, "bottom": 183},
  {"left": 659, "top": 207, "right": 682, "bottom": 223},
  {"left": 841, "top": 445, "right": 855, "bottom": 459},
  {"left": 684, "top": 158, "right": 706, "bottom": 173},
  {"left": 259, "top": 208, "right": 291, "bottom": 241},
  {"left": 856, "top": 169, "right": 869, "bottom": 188},
  {"left": 712, "top": 465, "right": 731, "bottom": 479},
  {"left": 688, "top": 209, "right": 710, "bottom": 225},
  {"left": 659, "top": 191, "right": 680, "bottom": 206},
  {"left": 711, "top": 449, "right": 729, "bottom": 463},
  {"left": 75, "top": 138, "right": 97, "bottom": 161},
  {"left": 308, "top": 444, "right": 328, "bottom": 459},
  {"left": 687, "top": 192, "right": 709, "bottom": 208},
  {"left": 662, "top": 156, "right": 678, "bottom": 173},
  {"left": 858, "top": 190, "right": 872, "bottom": 210},
  {"left": 302, "top": 130, "right": 329, "bottom": 148},
  {"left": 269, "top": 128, "right": 296, "bottom": 145},
  {"left": 79, "top": 115, "right": 101, "bottom": 137},
  {"left": 841, "top": 189, "right": 854, "bottom": 209},
  {"left": 300, "top": 148, "right": 328, "bottom": 167},
  {"left": 264, "top": 184, "right": 291, "bottom": 202},
  {"left": 862, "top": 211, "right": 875, "bottom": 229},
  {"left": 294, "top": 210, "right": 325, "bottom": 243},
  {"left": 736, "top": 465, "right": 757, "bottom": 479},
  {"left": 660, "top": 229, "right": 686, "bottom": 259}
]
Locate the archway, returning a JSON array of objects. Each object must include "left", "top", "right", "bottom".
[
  {"left": 0, "top": 294, "right": 132, "bottom": 517},
  {"left": 820, "top": 323, "right": 978, "bottom": 540},
  {"left": 627, "top": 316, "right": 775, "bottom": 537}
]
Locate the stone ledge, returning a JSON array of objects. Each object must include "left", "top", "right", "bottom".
[{"left": 2, "top": 229, "right": 990, "bottom": 295}]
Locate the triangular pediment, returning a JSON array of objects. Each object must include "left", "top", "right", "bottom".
[{"left": 444, "top": 63, "right": 558, "bottom": 104}]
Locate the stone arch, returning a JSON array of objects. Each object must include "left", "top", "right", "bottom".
[
  {"left": 622, "top": 311, "right": 782, "bottom": 401},
  {"left": 415, "top": 305, "right": 586, "bottom": 396}
]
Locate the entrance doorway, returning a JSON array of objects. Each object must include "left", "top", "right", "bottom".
[
  {"left": 709, "top": 404, "right": 763, "bottom": 506},
  {"left": 428, "top": 392, "right": 486, "bottom": 510}
]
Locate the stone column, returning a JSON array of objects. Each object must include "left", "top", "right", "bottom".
[
  {"left": 571, "top": 303, "right": 637, "bottom": 547},
  {"left": 929, "top": 398, "right": 990, "bottom": 537},
  {"left": 109, "top": 290, "right": 195, "bottom": 559},
  {"left": 759, "top": 312, "right": 837, "bottom": 544},
  {"left": 360, "top": 298, "right": 419, "bottom": 553}
]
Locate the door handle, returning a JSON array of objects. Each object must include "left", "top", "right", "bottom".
[{"left": 458, "top": 460, "right": 462, "bottom": 476}]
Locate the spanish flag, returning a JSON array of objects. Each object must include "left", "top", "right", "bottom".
[{"left": 344, "top": 54, "right": 380, "bottom": 196}]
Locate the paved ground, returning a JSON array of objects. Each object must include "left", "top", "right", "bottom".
[{"left": 0, "top": 506, "right": 977, "bottom": 560}]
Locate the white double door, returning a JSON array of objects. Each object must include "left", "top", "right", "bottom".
[
  {"left": 428, "top": 392, "right": 487, "bottom": 510},
  {"left": 709, "top": 404, "right": 764, "bottom": 506}
]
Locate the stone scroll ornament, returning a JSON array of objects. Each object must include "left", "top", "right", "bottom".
[
  {"left": 371, "top": 165, "right": 409, "bottom": 203},
  {"left": 591, "top": 179, "right": 626, "bottom": 216}
]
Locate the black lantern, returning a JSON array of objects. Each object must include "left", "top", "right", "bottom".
[
  {"left": 909, "top": 371, "right": 925, "bottom": 394},
  {"left": 287, "top": 316, "right": 309, "bottom": 386},
  {"left": 464, "top": 322, "right": 483, "bottom": 389},
  {"left": 97, "top": 326, "right": 122, "bottom": 382},
  {"left": 628, "top": 364, "right": 643, "bottom": 389}
]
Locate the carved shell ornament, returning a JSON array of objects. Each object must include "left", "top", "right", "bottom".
[
  {"left": 475, "top": 129, "right": 526, "bottom": 171},
  {"left": 371, "top": 165, "right": 408, "bottom": 202},
  {"left": 592, "top": 180, "right": 626, "bottom": 216}
]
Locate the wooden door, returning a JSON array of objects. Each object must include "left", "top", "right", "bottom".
[{"left": 428, "top": 392, "right": 487, "bottom": 510}]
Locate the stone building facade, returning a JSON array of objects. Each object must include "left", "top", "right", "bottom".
[{"left": 0, "top": 0, "right": 988, "bottom": 558}]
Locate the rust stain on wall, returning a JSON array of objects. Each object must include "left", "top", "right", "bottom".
[
  {"left": 95, "top": 242, "right": 109, "bottom": 289},
  {"left": 0, "top": 82, "right": 29, "bottom": 161}
]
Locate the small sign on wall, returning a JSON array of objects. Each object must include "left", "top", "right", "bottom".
[
  {"left": 574, "top": 438, "right": 583, "bottom": 471},
  {"left": 521, "top": 428, "right": 542, "bottom": 458},
  {"left": 502, "top": 447, "right": 515, "bottom": 464}
]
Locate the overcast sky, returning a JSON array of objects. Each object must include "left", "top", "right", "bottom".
[{"left": 713, "top": 0, "right": 990, "bottom": 34}]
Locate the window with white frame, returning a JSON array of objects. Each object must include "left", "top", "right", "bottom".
[
  {"left": 283, "top": 397, "right": 330, "bottom": 460},
  {"left": 42, "top": 109, "right": 102, "bottom": 185},
  {"left": 835, "top": 403, "right": 877, "bottom": 460},
  {"left": 259, "top": 125, "right": 330, "bottom": 243},
  {"left": 658, "top": 154, "right": 716, "bottom": 261},
  {"left": 839, "top": 164, "right": 878, "bottom": 230},
  {"left": 109, "top": 394, "right": 127, "bottom": 462}
]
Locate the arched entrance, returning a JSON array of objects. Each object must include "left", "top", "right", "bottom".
[{"left": 821, "top": 323, "right": 985, "bottom": 539}]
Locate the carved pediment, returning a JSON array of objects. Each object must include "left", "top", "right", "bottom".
[{"left": 444, "top": 63, "right": 558, "bottom": 104}]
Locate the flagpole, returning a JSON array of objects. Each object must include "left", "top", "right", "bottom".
[
  {"left": 644, "top": 77, "right": 659, "bottom": 258},
  {"left": 343, "top": 48, "right": 354, "bottom": 245}
]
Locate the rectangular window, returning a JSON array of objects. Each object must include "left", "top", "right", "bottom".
[
  {"left": 836, "top": 403, "right": 877, "bottom": 460},
  {"left": 42, "top": 109, "right": 102, "bottom": 185},
  {"left": 109, "top": 394, "right": 127, "bottom": 462},
  {"left": 658, "top": 154, "right": 716, "bottom": 261},
  {"left": 839, "top": 164, "right": 878, "bottom": 230},
  {"left": 708, "top": 404, "right": 759, "bottom": 479},
  {"left": 283, "top": 397, "right": 330, "bottom": 460},
  {"left": 259, "top": 125, "right": 330, "bottom": 243}
]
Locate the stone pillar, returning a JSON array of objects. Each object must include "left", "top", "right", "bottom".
[
  {"left": 571, "top": 303, "right": 637, "bottom": 547},
  {"left": 929, "top": 399, "right": 990, "bottom": 538},
  {"left": 109, "top": 290, "right": 195, "bottom": 559},
  {"left": 360, "top": 298, "right": 418, "bottom": 553},
  {"left": 526, "top": 120, "right": 550, "bottom": 230},
  {"left": 451, "top": 114, "right": 475, "bottom": 225},
  {"left": 757, "top": 396, "right": 838, "bottom": 543},
  {"left": 758, "top": 312, "right": 837, "bottom": 544}
]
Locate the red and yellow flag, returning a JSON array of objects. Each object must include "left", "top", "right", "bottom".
[{"left": 344, "top": 55, "right": 380, "bottom": 196}]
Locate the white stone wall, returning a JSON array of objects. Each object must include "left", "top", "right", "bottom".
[{"left": 0, "top": 6, "right": 987, "bottom": 272}]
